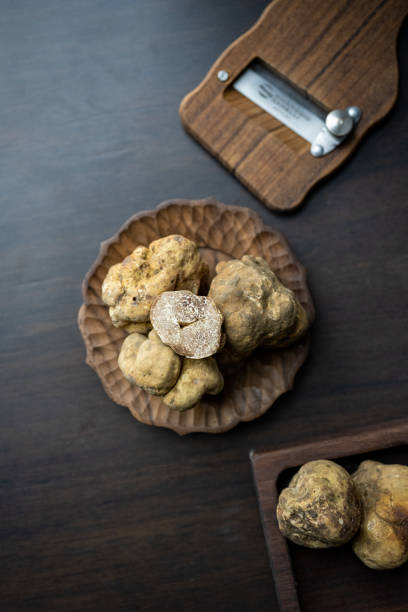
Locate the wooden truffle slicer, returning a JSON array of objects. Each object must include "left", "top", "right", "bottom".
[{"left": 180, "top": 0, "right": 407, "bottom": 211}]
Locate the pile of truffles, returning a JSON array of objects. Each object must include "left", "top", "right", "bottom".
[
  {"left": 102, "top": 234, "right": 309, "bottom": 411},
  {"left": 277, "top": 459, "right": 408, "bottom": 570}
]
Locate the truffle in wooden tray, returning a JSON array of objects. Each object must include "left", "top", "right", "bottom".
[{"left": 250, "top": 420, "right": 408, "bottom": 612}]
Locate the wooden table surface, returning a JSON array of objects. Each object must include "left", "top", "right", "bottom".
[{"left": 1, "top": 2, "right": 407, "bottom": 611}]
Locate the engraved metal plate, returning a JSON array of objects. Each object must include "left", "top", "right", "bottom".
[{"left": 232, "top": 61, "right": 361, "bottom": 157}]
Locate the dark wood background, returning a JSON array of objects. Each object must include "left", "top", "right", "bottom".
[{"left": 1, "top": 2, "right": 407, "bottom": 611}]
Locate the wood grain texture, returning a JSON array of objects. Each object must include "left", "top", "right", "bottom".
[
  {"left": 251, "top": 421, "right": 408, "bottom": 612},
  {"left": 78, "top": 198, "right": 315, "bottom": 434},
  {"left": 0, "top": 1, "right": 407, "bottom": 611},
  {"left": 180, "top": 0, "right": 408, "bottom": 211}
]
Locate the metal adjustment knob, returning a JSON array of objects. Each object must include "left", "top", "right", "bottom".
[{"left": 325, "top": 109, "right": 354, "bottom": 137}]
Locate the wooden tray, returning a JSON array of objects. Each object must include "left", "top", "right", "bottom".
[
  {"left": 78, "top": 198, "right": 314, "bottom": 435},
  {"left": 250, "top": 420, "right": 408, "bottom": 612},
  {"left": 180, "top": 0, "right": 407, "bottom": 211}
]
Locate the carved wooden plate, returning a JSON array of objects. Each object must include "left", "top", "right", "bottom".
[{"left": 78, "top": 198, "right": 315, "bottom": 435}]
